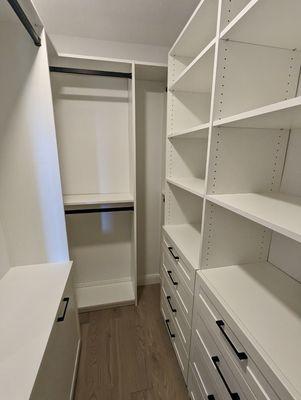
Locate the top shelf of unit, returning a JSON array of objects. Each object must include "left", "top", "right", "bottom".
[
  {"left": 199, "top": 261, "right": 301, "bottom": 400},
  {"left": 63, "top": 193, "right": 134, "bottom": 206},
  {"left": 214, "top": 96, "right": 301, "bottom": 130},
  {"left": 221, "top": 0, "right": 301, "bottom": 50},
  {"left": 0, "top": 262, "right": 73, "bottom": 400},
  {"left": 170, "top": 0, "right": 218, "bottom": 58}
]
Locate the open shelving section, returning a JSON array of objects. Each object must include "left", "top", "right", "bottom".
[{"left": 162, "top": 0, "right": 301, "bottom": 398}]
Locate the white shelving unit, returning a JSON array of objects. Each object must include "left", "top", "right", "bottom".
[
  {"left": 162, "top": 1, "right": 301, "bottom": 399},
  {"left": 63, "top": 193, "right": 134, "bottom": 206}
]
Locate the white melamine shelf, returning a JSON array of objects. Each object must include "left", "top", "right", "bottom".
[
  {"left": 168, "top": 123, "right": 209, "bottom": 139},
  {"left": 63, "top": 193, "right": 134, "bottom": 206},
  {"left": 200, "top": 261, "right": 301, "bottom": 400},
  {"left": 220, "top": 0, "right": 301, "bottom": 50},
  {"left": 213, "top": 96, "right": 301, "bottom": 129},
  {"left": 163, "top": 224, "right": 201, "bottom": 269},
  {"left": 76, "top": 280, "right": 135, "bottom": 311},
  {"left": 0, "top": 261, "right": 72, "bottom": 400},
  {"left": 207, "top": 192, "right": 301, "bottom": 243},
  {"left": 170, "top": 39, "right": 215, "bottom": 93},
  {"left": 167, "top": 177, "right": 205, "bottom": 198},
  {"left": 170, "top": 0, "right": 218, "bottom": 58}
]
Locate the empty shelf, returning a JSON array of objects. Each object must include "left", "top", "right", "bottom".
[
  {"left": 213, "top": 96, "right": 301, "bottom": 129},
  {"left": 0, "top": 262, "right": 72, "bottom": 400},
  {"left": 170, "top": 38, "right": 215, "bottom": 93},
  {"left": 168, "top": 123, "right": 210, "bottom": 139},
  {"left": 221, "top": 0, "right": 301, "bottom": 50},
  {"left": 163, "top": 224, "right": 201, "bottom": 269},
  {"left": 167, "top": 177, "right": 205, "bottom": 198},
  {"left": 64, "top": 193, "right": 134, "bottom": 206},
  {"left": 207, "top": 192, "right": 301, "bottom": 243},
  {"left": 200, "top": 261, "right": 301, "bottom": 400},
  {"left": 76, "top": 280, "right": 135, "bottom": 311}
]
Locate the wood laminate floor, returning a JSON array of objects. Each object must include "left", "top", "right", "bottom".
[{"left": 74, "top": 284, "right": 189, "bottom": 400}]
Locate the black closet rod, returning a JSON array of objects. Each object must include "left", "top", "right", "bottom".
[
  {"left": 65, "top": 206, "right": 134, "bottom": 215},
  {"left": 49, "top": 66, "right": 132, "bottom": 79},
  {"left": 7, "top": 0, "right": 41, "bottom": 47}
]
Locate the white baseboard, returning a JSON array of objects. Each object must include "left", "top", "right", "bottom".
[{"left": 138, "top": 273, "right": 160, "bottom": 286}]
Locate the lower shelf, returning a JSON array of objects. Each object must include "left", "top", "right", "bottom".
[{"left": 76, "top": 280, "right": 135, "bottom": 311}]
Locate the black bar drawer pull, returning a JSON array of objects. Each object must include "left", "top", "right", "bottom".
[
  {"left": 216, "top": 320, "right": 248, "bottom": 361},
  {"left": 167, "top": 270, "right": 178, "bottom": 286},
  {"left": 165, "top": 319, "right": 175, "bottom": 338},
  {"left": 168, "top": 246, "right": 179, "bottom": 260},
  {"left": 167, "top": 296, "right": 177, "bottom": 313},
  {"left": 212, "top": 356, "right": 240, "bottom": 400},
  {"left": 208, "top": 396, "right": 215, "bottom": 400},
  {"left": 57, "top": 297, "right": 70, "bottom": 322}
]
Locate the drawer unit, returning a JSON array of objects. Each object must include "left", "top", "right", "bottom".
[
  {"left": 188, "top": 364, "right": 207, "bottom": 400},
  {"left": 161, "top": 287, "right": 189, "bottom": 382},
  {"left": 192, "top": 310, "right": 258, "bottom": 400},
  {"left": 162, "top": 246, "right": 193, "bottom": 323},
  {"left": 161, "top": 272, "right": 191, "bottom": 355},
  {"left": 188, "top": 359, "right": 219, "bottom": 400},
  {"left": 195, "top": 275, "right": 279, "bottom": 400},
  {"left": 162, "top": 234, "right": 196, "bottom": 293}
]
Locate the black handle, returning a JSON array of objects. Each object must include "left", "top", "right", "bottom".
[
  {"left": 167, "top": 296, "right": 177, "bottom": 313},
  {"left": 165, "top": 319, "right": 175, "bottom": 338},
  {"left": 57, "top": 297, "right": 70, "bottom": 322},
  {"left": 212, "top": 356, "right": 240, "bottom": 400},
  {"left": 167, "top": 270, "right": 178, "bottom": 286},
  {"left": 168, "top": 246, "right": 179, "bottom": 260},
  {"left": 216, "top": 320, "right": 248, "bottom": 361},
  {"left": 208, "top": 396, "right": 215, "bottom": 400}
]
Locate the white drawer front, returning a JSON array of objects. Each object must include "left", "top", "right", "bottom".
[
  {"left": 192, "top": 311, "right": 257, "bottom": 400},
  {"left": 161, "top": 272, "right": 191, "bottom": 355},
  {"left": 161, "top": 290, "right": 188, "bottom": 383},
  {"left": 195, "top": 277, "right": 279, "bottom": 400},
  {"left": 188, "top": 364, "right": 207, "bottom": 400},
  {"left": 162, "top": 248, "right": 193, "bottom": 323},
  {"left": 162, "top": 235, "right": 195, "bottom": 293}
]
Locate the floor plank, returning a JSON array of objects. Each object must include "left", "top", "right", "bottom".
[{"left": 74, "top": 284, "right": 189, "bottom": 400}]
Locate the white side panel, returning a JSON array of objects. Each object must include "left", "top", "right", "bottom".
[
  {"left": 0, "top": 25, "right": 68, "bottom": 266},
  {"left": 281, "top": 130, "right": 301, "bottom": 197},
  {"left": 136, "top": 79, "right": 166, "bottom": 284},
  {"left": 51, "top": 73, "right": 131, "bottom": 196},
  {"left": 0, "top": 220, "right": 10, "bottom": 279}
]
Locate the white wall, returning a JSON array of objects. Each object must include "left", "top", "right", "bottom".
[
  {"left": 0, "top": 220, "right": 10, "bottom": 279},
  {"left": 136, "top": 80, "right": 166, "bottom": 284},
  {"left": 50, "top": 34, "right": 169, "bottom": 65},
  {"left": 0, "top": 24, "right": 68, "bottom": 267}
]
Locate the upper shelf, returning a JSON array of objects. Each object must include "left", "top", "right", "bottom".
[
  {"left": 207, "top": 192, "right": 301, "bottom": 243},
  {"left": 63, "top": 193, "right": 134, "bottom": 206},
  {"left": 170, "top": 0, "right": 218, "bottom": 58},
  {"left": 169, "top": 38, "right": 215, "bottom": 93},
  {"left": 221, "top": 0, "right": 301, "bottom": 50},
  {"left": 167, "top": 177, "right": 205, "bottom": 199},
  {"left": 213, "top": 96, "right": 301, "bottom": 130},
  {"left": 200, "top": 261, "right": 301, "bottom": 400},
  {"left": 168, "top": 122, "right": 209, "bottom": 139},
  {"left": 0, "top": 262, "right": 72, "bottom": 400}
]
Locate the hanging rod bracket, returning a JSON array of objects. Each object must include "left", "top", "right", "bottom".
[{"left": 49, "top": 66, "right": 132, "bottom": 79}]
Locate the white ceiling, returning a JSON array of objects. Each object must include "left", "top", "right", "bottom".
[{"left": 33, "top": 0, "right": 200, "bottom": 47}]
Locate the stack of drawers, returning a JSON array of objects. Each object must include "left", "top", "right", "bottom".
[
  {"left": 188, "top": 273, "right": 280, "bottom": 400},
  {"left": 160, "top": 233, "right": 196, "bottom": 383}
]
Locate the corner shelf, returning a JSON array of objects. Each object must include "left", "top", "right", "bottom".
[
  {"left": 213, "top": 96, "right": 301, "bottom": 130},
  {"left": 167, "top": 177, "right": 205, "bottom": 198},
  {"left": 163, "top": 223, "right": 201, "bottom": 269},
  {"left": 207, "top": 192, "right": 301, "bottom": 243},
  {"left": 63, "top": 193, "right": 134, "bottom": 206},
  {"left": 168, "top": 123, "right": 209, "bottom": 139},
  {"left": 199, "top": 261, "right": 301, "bottom": 400}
]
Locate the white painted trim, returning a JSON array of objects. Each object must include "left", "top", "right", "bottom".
[{"left": 138, "top": 273, "right": 160, "bottom": 286}]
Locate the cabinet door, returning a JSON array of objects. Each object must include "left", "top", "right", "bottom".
[{"left": 31, "top": 276, "right": 80, "bottom": 400}]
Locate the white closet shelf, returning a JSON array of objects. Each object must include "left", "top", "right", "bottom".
[
  {"left": 163, "top": 223, "right": 201, "bottom": 269},
  {"left": 220, "top": 0, "right": 301, "bottom": 50},
  {"left": 168, "top": 123, "right": 209, "bottom": 139},
  {"left": 167, "top": 177, "right": 205, "bottom": 198},
  {"left": 213, "top": 96, "right": 301, "bottom": 130},
  {"left": 207, "top": 192, "right": 301, "bottom": 243},
  {"left": 76, "top": 280, "right": 135, "bottom": 311},
  {"left": 169, "top": 38, "right": 215, "bottom": 93},
  {"left": 0, "top": 261, "right": 72, "bottom": 400},
  {"left": 63, "top": 193, "right": 134, "bottom": 206},
  {"left": 199, "top": 261, "right": 301, "bottom": 400},
  {"left": 170, "top": 0, "right": 218, "bottom": 58}
]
